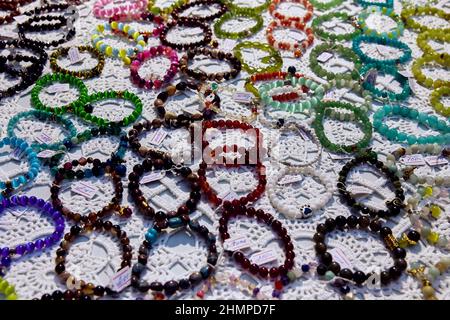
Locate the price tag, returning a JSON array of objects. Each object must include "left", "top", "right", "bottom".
[
  {"left": 110, "top": 266, "right": 131, "bottom": 292},
  {"left": 317, "top": 52, "right": 334, "bottom": 63},
  {"left": 14, "top": 15, "right": 29, "bottom": 24},
  {"left": 223, "top": 234, "right": 252, "bottom": 251},
  {"left": 349, "top": 186, "right": 373, "bottom": 198},
  {"left": 233, "top": 92, "right": 253, "bottom": 104},
  {"left": 250, "top": 249, "right": 278, "bottom": 265},
  {"left": 140, "top": 170, "right": 166, "bottom": 184},
  {"left": 71, "top": 181, "right": 98, "bottom": 199},
  {"left": 34, "top": 132, "right": 54, "bottom": 145},
  {"left": 46, "top": 83, "right": 70, "bottom": 94},
  {"left": 400, "top": 154, "right": 426, "bottom": 166},
  {"left": 328, "top": 248, "right": 352, "bottom": 270},
  {"left": 68, "top": 47, "right": 83, "bottom": 64},
  {"left": 11, "top": 147, "right": 25, "bottom": 160},
  {"left": 37, "top": 149, "right": 63, "bottom": 158},
  {"left": 149, "top": 128, "right": 168, "bottom": 146},
  {"left": 425, "top": 155, "right": 449, "bottom": 166},
  {"left": 277, "top": 174, "right": 303, "bottom": 185}
]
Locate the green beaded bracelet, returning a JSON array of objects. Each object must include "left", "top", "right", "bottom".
[
  {"left": 358, "top": 6, "right": 404, "bottom": 39},
  {"left": 7, "top": 110, "right": 77, "bottom": 152},
  {"left": 74, "top": 90, "right": 143, "bottom": 127},
  {"left": 309, "top": 43, "right": 362, "bottom": 81},
  {"left": 0, "top": 277, "right": 17, "bottom": 300},
  {"left": 313, "top": 101, "right": 373, "bottom": 153},
  {"left": 148, "top": 0, "right": 188, "bottom": 18},
  {"left": 430, "top": 86, "right": 450, "bottom": 118},
  {"left": 222, "top": 0, "right": 270, "bottom": 14},
  {"left": 31, "top": 73, "right": 88, "bottom": 115},
  {"left": 417, "top": 31, "right": 450, "bottom": 61},
  {"left": 310, "top": 0, "right": 344, "bottom": 11},
  {"left": 401, "top": 6, "right": 450, "bottom": 34},
  {"left": 412, "top": 54, "right": 450, "bottom": 90},
  {"left": 233, "top": 41, "right": 283, "bottom": 74},
  {"left": 312, "top": 12, "right": 361, "bottom": 42},
  {"left": 214, "top": 11, "right": 263, "bottom": 39}
]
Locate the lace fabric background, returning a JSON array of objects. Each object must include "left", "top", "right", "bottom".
[{"left": 0, "top": 0, "right": 449, "bottom": 300}]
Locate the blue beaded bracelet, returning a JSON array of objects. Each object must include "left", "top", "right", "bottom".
[
  {"left": 358, "top": 6, "right": 404, "bottom": 39},
  {"left": 360, "top": 63, "right": 411, "bottom": 102},
  {"left": 356, "top": 0, "right": 393, "bottom": 8},
  {"left": 373, "top": 105, "right": 450, "bottom": 145},
  {"left": 7, "top": 110, "right": 78, "bottom": 152},
  {"left": 352, "top": 35, "right": 412, "bottom": 66},
  {"left": 0, "top": 137, "right": 40, "bottom": 200}
]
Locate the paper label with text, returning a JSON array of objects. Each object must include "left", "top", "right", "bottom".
[
  {"left": 71, "top": 181, "right": 98, "bottom": 199},
  {"left": 317, "top": 52, "right": 334, "bottom": 63},
  {"left": 400, "top": 154, "right": 426, "bottom": 166},
  {"left": 250, "top": 249, "right": 278, "bottom": 265},
  {"left": 223, "top": 235, "right": 252, "bottom": 251},
  {"left": 425, "top": 155, "right": 449, "bottom": 166},
  {"left": 34, "top": 132, "right": 54, "bottom": 144},
  {"left": 47, "top": 83, "right": 70, "bottom": 94},
  {"left": 68, "top": 47, "right": 83, "bottom": 64},
  {"left": 11, "top": 147, "right": 25, "bottom": 160},
  {"left": 233, "top": 92, "right": 253, "bottom": 104},
  {"left": 149, "top": 128, "right": 168, "bottom": 146},
  {"left": 140, "top": 170, "right": 166, "bottom": 184},
  {"left": 110, "top": 266, "right": 131, "bottom": 292},
  {"left": 37, "top": 149, "right": 63, "bottom": 158}
]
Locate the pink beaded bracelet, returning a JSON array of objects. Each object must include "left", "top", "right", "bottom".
[
  {"left": 93, "top": 0, "right": 148, "bottom": 19},
  {"left": 130, "top": 45, "right": 179, "bottom": 90}
]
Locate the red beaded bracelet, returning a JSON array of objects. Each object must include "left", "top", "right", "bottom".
[
  {"left": 269, "top": 0, "right": 314, "bottom": 23},
  {"left": 219, "top": 205, "right": 295, "bottom": 279},
  {"left": 266, "top": 19, "right": 314, "bottom": 58}
]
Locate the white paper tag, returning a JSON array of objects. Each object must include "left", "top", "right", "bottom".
[
  {"left": 233, "top": 92, "right": 253, "bottom": 104},
  {"left": 14, "top": 15, "right": 29, "bottom": 24},
  {"left": 349, "top": 186, "right": 373, "bottom": 197},
  {"left": 400, "top": 154, "right": 426, "bottom": 166},
  {"left": 110, "top": 266, "right": 131, "bottom": 292},
  {"left": 329, "top": 248, "right": 353, "bottom": 270},
  {"left": 37, "top": 149, "right": 63, "bottom": 158},
  {"left": 223, "top": 234, "right": 252, "bottom": 251},
  {"left": 398, "top": 69, "right": 413, "bottom": 78},
  {"left": 328, "top": 152, "right": 353, "bottom": 160},
  {"left": 277, "top": 174, "right": 303, "bottom": 185},
  {"left": 149, "top": 128, "right": 168, "bottom": 146},
  {"left": 34, "top": 132, "right": 54, "bottom": 144},
  {"left": 46, "top": 83, "right": 70, "bottom": 94},
  {"left": 140, "top": 170, "right": 166, "bottom": 184},
  {"left": 425, "top": 155, "right": 449, "bottom": 166},
  {"left": 317, "top": 52, "right": 334, "bottom": 63},
  {"left": 71, "top": 181, "right": 98, "bottom": 199},
  {"left": 250, "top": 249, "right": 278, "bottom": 265},
  {"left": 11, "top": 147, "right": 25, "bottom": 160},
  {"left": 222, "top": 39, "right": 236, "bottom": 52},
  {"left": 68, "top": 47, "right": 83, "bottom": 64}
]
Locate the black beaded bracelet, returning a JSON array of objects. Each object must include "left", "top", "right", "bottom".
[
  {"left": 37, "top": 289, "right": 92, "bottom": 300},
  {"left": 171, "top": 0, "right": 227, "bottom": 23},
  {"left": 128, "top": 119, "right": 174, "bottom": 159},
  {"left": 159, "top": 19, "right": 215, "bottom": 51},
  {"left": 314, "top": 215, "right": 407, "bottom": 287},
  {"left": 337, "top": 150, "right": 405, "bottom": 218}
]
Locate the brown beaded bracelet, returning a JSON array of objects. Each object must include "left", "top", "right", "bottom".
[
  {"left": 54, "top": 220, "right": 132, "bottom": 298},
  {"left": 159, "top": 19, "right": 215, "bottom": 51},
  {"left": 219, "top": 205, "right": 295, "bottom": 279},
  {"left": 0, "top": 1, "right": 20, "bottom": 25},
  {"left": 128, "top": 119, "right": 173, "bottom": 159},
  {"left": 179, "top": 47, "right": 242, "bottom": 82},
  {"left": 37, "top": 289, "right": 92, "bottom": 300},
  {"left": 171, "top": 0, "right": 227, "bottom": 23},
  {"left": 50, "top": 157, "right": 131, "bottom": 223},
  {"left": 50, "top": 45, "right": 106, "bottom": 79}
]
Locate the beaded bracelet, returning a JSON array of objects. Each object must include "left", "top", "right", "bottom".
[
  {"left": 92, "top": 21, "right": 147, "bottom": 65},
  {"left": 401, "top": 6, "right": 450, "bottom": 33},
  {"left": 309, "top": 43, "right": 362, "bottom": 81},
  {"left": 352, "top": 35, "right": 412, "bottom": 66},
  {"left": 337, "top": 150, "right": 405, "bottom": 218},
  {"left": 222, "top": 0, "right": 270, "bottom": 14},
  {"left": 51, "top": 158, "right": 130, "bottom": 223},
  {"left": 128, "top": 120, "right": 174, "bottom": 159},
  {"left": 0, "top": 195, "right": 64, "bottom": 271},
  {"left": 408, "top": 258, "right": 450, "bottom": 300},
  {"left": 314, "top": 215, "right": 407, "bottom": 287},
  {"left": 50, "top": 46, "right": 106, "bottom": 79},
  {"left": 310, "top": 0, "right": 344, "bottom": 10},
  {"left": 93, "top": 0, "right": 148, "bottom": 19},
  {"left": 0, "top": 1, "right": 20, "bottom": 25},
  {"left": 245, "top": 68, "right": 304, "bottom": 99},
  {"left": 360, "top": 63, "right": 410, "bottom": 102},
  {"left": 219, "top": 205, "right": 295, "bottom": 279},
  {"left": 171, "top": 0, "right": 227, "bottom": 23},
  {"left": 266, "top": 19, "right": 314, "bottom": 58},
  {"left": 358, "top": 6, "right": 404, "bottom": 39},
  {"left": 0, "top": 137, "right": 40, "bottom": 200},
  {"left": 312, "top": 12, "right": 361, "bottom": 42},
  {"left": 148, "top": 0, "right": 188, "bottom": 17},
  {"left": 357, "top": 0, "right": 393, "bottom": 8},
  {"left": 373, "top": 105, "right": 450, "bottom": 145},
  {"left": 7, "top": 110, "right": 77, "bottom": 152},
  {"left": 430, "top": 86, "right": 450, "bottom": 117},
  {"left": 214, "top": 11, "right": 264, "bottom": 39},
  {"left": 38, "top": 289, "right": 91, "bottom": 300},
  {"left": 0, "top": 277, "right": 17, "bottom": 300},
  {"left": 215, "top": 85, "right": 258, "bottom": 123},
  {"left": 74, "top": 90, "right": 143, "bottom": 127},
  {"left": 412, "top": 55, "right": 449, "bottom": 90},
  {"left": 128, "top": 159, "right": 201, "bottom": 220},
  {"left": 54, "top": 220, "right": 132, "bottom": 298},
  {"left": 233, "top": 41, "right": 283, "bottom": 74},
  {"left": 160, "top": 19, "right": 214, "bottom": 51},
  {"left": 109, "top": 12, "right": 165, "bottom": 40},
  {"left": 179, "top": 48, "right": 241, "bottom": 82},
  {"left": 132, "top": 218, "right": 217, "bottom": 297},
  {"left": 31, "top": 73, "right": 88, "bottom": 115},
  {"left": 417, "top": 31, "right": 450, "bottom": 61},
  {"left": 269, "top": 0, "right": 313, "bottom": 24},
  {"left": 130, "top": 46, "right": 179, "bottom": 90}
]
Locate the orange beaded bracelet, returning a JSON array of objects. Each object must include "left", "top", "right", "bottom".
[{"left": 269, "top": 0, "right": 314, "bottom": 23}]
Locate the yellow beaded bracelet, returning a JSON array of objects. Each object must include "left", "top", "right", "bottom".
[
  {"left": 417, "top": 31, "right": 450, "bottom": 61},
  {"left": 412, "top": 54, "right": 450, "bottom": 89},
  {"left": 401, "top": 6, "right": 450, "bottom": 33},
  {"left": 430, "top": 86, "right": 450, "bottom": 117},
  {"left": 0, "top": 277, "right": 18, "bottom": 300}
]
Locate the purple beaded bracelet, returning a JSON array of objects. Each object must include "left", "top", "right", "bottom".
[
  {"left": 0, "top": 195, "right": 65, "bottom": 271},
  {"left": 130, "top": 45, "right": 179, "bottom": 90}
]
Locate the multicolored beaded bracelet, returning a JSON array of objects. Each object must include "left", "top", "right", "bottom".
[
  {"left": 147, "top": 0, "right": 188, "bottom": 17},
  {"left": 171, "top": 0, "right": 227, "bottom": 23},
  {"left": 233, "top": 41, "right": 283, "bottom": 74},
  {"left": 269, "top": 0, "right": 313, "bottom": 24},
  {"left": 417, "top": 30, "right": 450, "bottom": 61},
  {"left": 311, "top": 12, "right": 361, "bottom": 42},
  {"left": 373, "top": 105, "right": 450, "bottom": 145},
  {"left": 266, "top": 19, "right": 314, "bottom": 58},
  {"left": 130, "top": 45, "right": 179, "bottom": 90},
  {"left": 7, "top": 110, "right": 77, "bottom": 152},
  {"left": 401, "top": 6, "right": 450, "bottom": 33},
  {"left": 74, "top": 90, "right": 143, "bottom": 127},
  {"left": 219, "top": 205, "right": 295, "bottom": 279},
  {"left": 245, "top": 68, "right": 304, "bottom": 99},
  {"left": 0, "top": 137, "right": 40, "bottom": 200},
  {"left": 132, "top": 218, "right": 217, "bottom": 297},
  {"left": 0, "top": 195, "right": 64, "bottom": 271},
  {"left": 360, "top": 63, "right": 411, "bottom": 102},
  {"left": 309, "top": 43, "right": 362, "bottom": 81},
  {"left": 412, "top": 55, "right": 449, "bottom": 90},
  {"left": 109, "top": 12, "right": 165, "bottom": 40},
  {"left": 50, "top": 45, "right": 106, "bottom": 79},
  {"left": 352, "top": 35, "right": 412, "bottom": 66},
  {"left": 408, "top": 258, "right": 450, "bottom": 300},
  {"left": 92, "top": 21, "right": 148, "bottom": 65},
  {"left": 214, "top": 11, "right": 264, "bottom": 39},
  {"left": 314, "top": 215, "right": 407, "bottom": 287},
  {"left": 337, "top": 150, "right": 405, "bottom": 218},
  {"left": 222, "top": 0, "right": 270, "bottom": 14},
  {"left": 430, "top": 86, "right": 450, "bottom": 117},
  {"left": 159, "top": 19, "right": 214, "bottom": 51},
  {"left": 0, "top": 277, "right": 17, "bottom": 300},
  {"left": 356, "top": 0, "right": 393, "bottom": 8},
  {"left": 31, "top": 73, "right": 88, "bottom": 115},
  {"left": 310, "top": 0, "right": 344, "bottom": 10},
  {"left": 313, "top": 101, "right": 372, "bottom": 154},
  {"left": 358, "top": 6, "right": 404, "bottom": 39},
  {"left": 54, "top": 220, "right": 132, "bottom": 298},
  {"left": 93, "top": 0, "right": 148, "bottom": 19}
]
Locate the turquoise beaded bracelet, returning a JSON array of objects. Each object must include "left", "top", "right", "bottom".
[
  {"left": 358, "top": 6, "right": 404, "bottom": 39},
  {"left": 356, "top": 0, "right": 393, "bottom": 8},
  {"left": 352, "top": 35, "right": 412, "bottom": 66},
  {"left": 373, "top": 105, "right": 450, "bottom": 145},
  {"left": 7, "top": 110, "right": 77, "bottom": 152}
]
